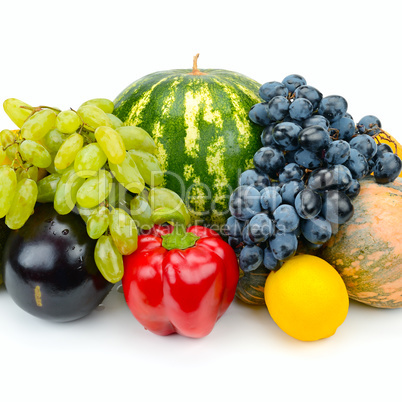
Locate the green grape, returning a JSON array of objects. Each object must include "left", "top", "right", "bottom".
[
  {"left": 5, "top": 178, "right": 38, "bottom": 230},
  {"left": 0, "top": 165, "right": 17, "bottom": 218},
  {"left": 74, "top": 143, "right": 107, "bottom": 178},
  {"left": 5, "top": 143, "right": 21, "bottom": 164},
  {"left": 45, "top": 155, "right": 57, "bottom": 174},
  {"left": 76, "top": 205, "right": 96, "bottom": 223},
  {"left": 0, "top": 146, "right": 6, "bottom": 164},
  {"left": 127, "top": 149, "right": 164, "bottom": 187},
  {"left": 107, "top": 113, "right": 123, "bottom": 129},
  {"left": 28, "top": 165, "right": 39, "bottom": 182},
  {"left": 54, "top": 133, "right": 83, "bottom": 170},
  {"left": 76, "top": 169, "right": 113, "bottom": 209},
  {"left": 87, "top": 205, "right": 109, "bottom": 239},
  {"left": 19, "top": 140, "right": 52, "bottom": 168},
  {"left": 80, "top": 98, "right": 114, "bottom": 114},
  {"left": 56, "top": 110, "right": 81, "bottom": 134},
  {"left": 16, "top": 164, "right": 39, "bottom": 182},
  {"left": 3, "top": 98, "right": 33, "bottom": 128},
  {"left": 137, "top": 188, "right": 149, "bottom": 202},
  {"left": 54, "top": 167, "right": 85, "bottom": 215},
  {"left": 107, "top": 179, "right": 133, "bottom": 214},
  {"left": 0, "top": 129, "right": 17, "bottom": 148},
  {"left": 116, "top": 126, "right": 156, "bottom": 154},
  {"left": 21, "top": 109, "right": 57, "bottom": 141},
  {"left": 109, "top": 208, "right": 138, "bottom": 255},
  {"left": 149, "top": 187, "right": 191, "bottom": 226},
  {"left": 94, "top": 235, "right": 124, "bottom": 283},
  {"left": 130, "top": 196, "right": 153, "bottom": 230},
  {"left": 76, "top": 105, "right": 112, "bottom": 131},
  {"left": 37, "top": 173, "right": 61, "bottom": 203},
  {"left": 94, "top": 126, "right": 126, "bottom": 164},
  {"left": 43, "top": 129, "right": 68, "bottom": 153},
  {"left": 108, "top": 152, "right": 145, "bottom": 194}
]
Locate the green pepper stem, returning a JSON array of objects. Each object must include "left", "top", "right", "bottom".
[{"left": 151, "top": 207, "right": 199, "bottom": 250}]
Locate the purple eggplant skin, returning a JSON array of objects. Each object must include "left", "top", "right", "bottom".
[{"left": 2, "top": 204, "right": 113, "bottom": 322}]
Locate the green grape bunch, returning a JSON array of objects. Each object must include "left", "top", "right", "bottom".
[{"left": 0, "top": 97, "right": 187, "bottom": 284}]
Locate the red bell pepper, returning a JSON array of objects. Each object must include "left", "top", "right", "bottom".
[{"left": 122, "top": 208, "right": 239, "bottom": 338}]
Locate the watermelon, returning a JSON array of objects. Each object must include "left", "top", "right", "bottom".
[{"left": 113, "top": 55, "right": 262, "bottom": 227}]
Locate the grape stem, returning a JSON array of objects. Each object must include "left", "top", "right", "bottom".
[{"left": 373, "top": 129, "right": 398, "bottom": 154}]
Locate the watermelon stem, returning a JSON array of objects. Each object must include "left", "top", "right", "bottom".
[{"left": 189, "top": 53, "right": 207, "bottom": 76}]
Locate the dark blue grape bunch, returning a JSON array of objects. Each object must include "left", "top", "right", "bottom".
[{"left": 226, "top": 74, "right": 402, "bottom": 274}]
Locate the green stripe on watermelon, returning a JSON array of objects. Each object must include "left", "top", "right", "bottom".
[{"left": 113, "top": 55, "right": 262, "bottom": 227}]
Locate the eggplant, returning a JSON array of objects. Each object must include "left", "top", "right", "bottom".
[{"left": 2, "top": 204, "right": 113, "bottom": 322}]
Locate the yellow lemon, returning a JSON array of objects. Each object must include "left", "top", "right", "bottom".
[{"left": 264, "top": 254, "right": 349, "bottom": 341}]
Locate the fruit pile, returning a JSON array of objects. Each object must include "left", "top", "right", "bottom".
[
  {"left": 0, "top": 57, "right": 401, "bottom": 342},
  {"left": 226, "top": 74, "right": 402, "bottom": 275},
  {"left": 0, "top": 98, "right": 188, "bottom": 283}
]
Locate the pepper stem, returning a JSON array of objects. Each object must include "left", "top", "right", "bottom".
[{"left": 151, "top": 207, "right": 199, "bottom": 250}]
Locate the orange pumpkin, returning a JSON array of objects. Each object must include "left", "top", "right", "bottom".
[{"left": 320, "top": 177, "right": 402, "bottom": 308}]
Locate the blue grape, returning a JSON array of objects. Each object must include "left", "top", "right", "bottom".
[
  {"left": 302, "top": 239, "right": 324, "bottom": 251},
  {"left": 229, "top": 185, "right": 262, "bottom": 221},
  {"left": 331, "top": 117, "right": 355, "bottom": 141},
  {"left": 273, "top": 204, "right": 300, "bottom": 232},
  {"left": 307, "top": 165, "right": 352, "bottom": 192},
  {"left": 298, "top": 125, "right": 331, "bottom": 152},
  {"left": 289, "top": 98, "right": 314, "bottom": 121},
  {"left": 280, "top": 179, "right": 305, "bottom": 205},
  {"left": 345, "top": 179, "right": 360, "bottom": 199},
  {"left": 321, "top": 190, "right": 354, "bottom": 224},
  {"left": 248, "top": 103, "right": 271, "bottom": 126},
  {"left": 294, "top": 148, "right": 322, "bottom": 169},
  {"left": 284, "top": 149, "right": 298, "bottom": 164},
  {"left": 260, "top": 187, "right": 282, "bottom": 213},
  {"left": 302, "top": 115, "right": 330, "bottom": 129},
  {"left": 324, "top": 140, "right": 351, "bottom": 165},
  {"left": 263, "top": 248, "right": 280, "bottom": 271},
  {"left": 259, "top": 81, "right": 288, "bottom": 102},
  {"left": 267, "top": 96, "right": 290, "bottom": 121},
  {"left": 374, "top": 153, "right": 402, "bottom": 184},
  {"left": 282, "top": 74, "right": 307, "bottom": 94},
  {"left": 269, "top": 231, "right": 298, "bottom": 260},
  {"left": 227, "top": 236, "right": 243, "bottom": 254},
  {"left": 278, "top": 162, "right": 304, "bottom": 183},
  {"left": 318, "top": 95, "right": 348, "bottom": 123},
  {"left": 248, "top": 213, "right": 275, "bottom": 243},
  {"left": 301, "top": 216, "right": 332, "bottom": 245},
  {"left": 223, "top": 216, "right": 245, "bottom": 238},
  {"left": 272, "top": 122, "right": 302, "bottom": 151},
  {"left": 242, "top": 223, "right": 255, "bottom": 246},
  {"left": 261, "top": 124, "right": 276, "bottom": 147},
  {"left": 349, "top": 134, "right": 377, "bottom": 161},
  {"left": 294, "top": 85, "right": 323, "bottom": 110},
  {"left": 344, "top": 148, "right": 369, "bottom": 179},
  {"left": 239, "top": 245, "right": 264, "bottom": 272},
  {"left": 357, "top": 115, "right": 382, "bottom": 136},
  {"left": 294, "top": 188, "right": 322, "bottom": 219},
  {"left": 253, "top": 146, "right": 286, "bottom": 177},
  {"left": 376, "top": 143, "right": 393, "bottom": 158},
  {"left": 239, "top": 169, "right": 271, "bottom": 191}
]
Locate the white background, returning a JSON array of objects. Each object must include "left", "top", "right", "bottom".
[{"left": 0, "top": 1, "right": 401, "bottom": 401}]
